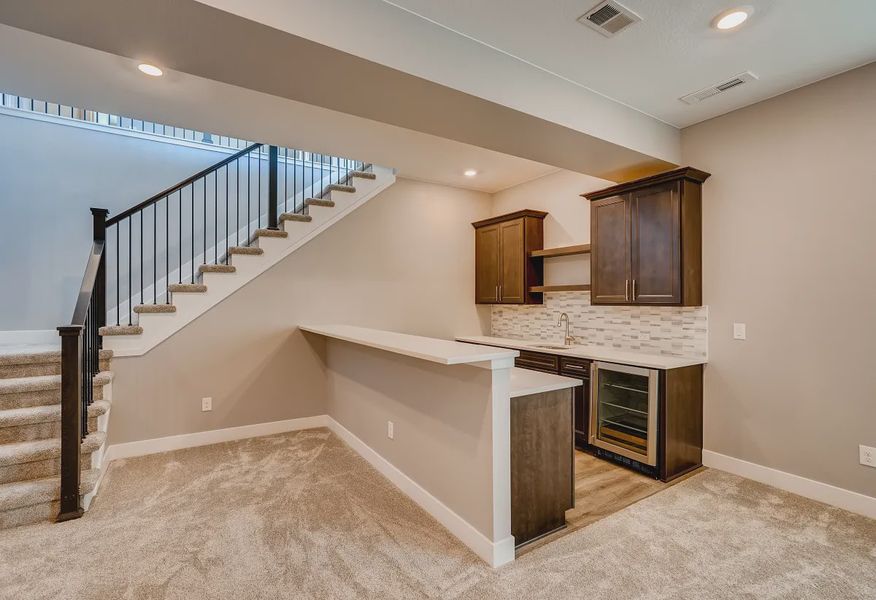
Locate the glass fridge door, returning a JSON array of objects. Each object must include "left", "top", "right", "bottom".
[{"left": 590, "top": 362, "right": 658, "bottom": 465}]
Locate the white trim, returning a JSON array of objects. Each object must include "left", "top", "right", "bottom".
[
  {"left": 324, "top": 415, "right": 513, "bottom": 568},
  {"left": 103, "top": 415, "right": 329, "bottom": 462},
  {"left": 703, "top": 450, "right": 876, "bottom": 519},
  {"left": 0, "top": 329, "right": 58, "bottom": 345}
]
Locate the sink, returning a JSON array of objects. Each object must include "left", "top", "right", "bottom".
[{"left": 530, "top": 344, "right": 574, "bottom": 350}]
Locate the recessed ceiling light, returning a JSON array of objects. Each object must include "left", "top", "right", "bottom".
[
  {"left": 713, "top": 7, "right": 752, "bottom": 30},
  {"left": 137, "top": 63, "right": 164, "bottom": 77},
  {"left": 464, "top": 169, "right": 478, "bottom": 177}
]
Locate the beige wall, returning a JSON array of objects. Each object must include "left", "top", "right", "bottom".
[
  {"left": 491, "top": 170, "right": 611, "bottom": 285},
  {"left": 682, "top": 63, "right": 876, "bottom": 497},
  {"left": 109, "top": 178, "right": 492, "bottom": 444},
  {"left": 323, "top": 340, "right": 500, "bottom": 539}
]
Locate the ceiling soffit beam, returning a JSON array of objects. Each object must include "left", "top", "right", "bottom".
[{"left": 0, "top": 0, "right": 676, "bottom": 181}]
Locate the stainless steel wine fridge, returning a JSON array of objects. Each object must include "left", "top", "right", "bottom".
[{"left": 589, "top": 361, "right": 659, "bottom": 468}]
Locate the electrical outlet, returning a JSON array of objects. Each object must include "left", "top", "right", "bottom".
[
  {"left": 861, "top": 445, "right": 876, "bottom": 468},
  {"left": 201, "top": 397, "right": 212, "bottom": 412},
  {"left": 733, "top": 323, "right": 747, "bottom": 340},
  {"left": 387, "top": 421, "right": 394, "bottom": 440}
]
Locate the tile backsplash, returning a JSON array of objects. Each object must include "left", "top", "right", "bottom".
[{"left": 491, "top": 292, "right": 708, "bottom": 359}]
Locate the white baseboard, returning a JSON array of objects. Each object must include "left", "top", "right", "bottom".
[
  {"left": 324, "top": 416, "right": 513, "bottom": 568},
  {"left": 703, "top": 450, "right": 876, "bottom": 519},
  {"left": 0, "top": 329, "right": 57, "bottom": 345},
  {"left": 103, "top": 415, "right": 328, "bottom": 462}
]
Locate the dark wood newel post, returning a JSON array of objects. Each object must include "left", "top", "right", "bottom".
[
  {"left": 91, "top": 208, "right": 108, "bottom": 342},
  {"left": 268, "top": 146, "right": 279, "bottom": 230},
  {"left": 56, "top": 325, "right": 83, "bottom": 522}
]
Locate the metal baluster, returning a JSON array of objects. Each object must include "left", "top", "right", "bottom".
[
  {"left": 179, "top": 190, "right": 182, "bottom": 283},
  {"left": 128, "top": 217, "right": 132, "bottom": 325},
  {"left": 153, "top": 204, "right": 157, "bottom": 303},
  {"left": 258, "top": 148, "right": 262, "bottom": 231},
  {"left": 191, "top": 185, "right": 195, "bottom": 283},
  {"left": 116, "top": 226, "right": 120, "bottom": 325},
  {"left": 203, "top": 177, "right": 207, "bottom": 269},
  {"left": 140, "top": 211, "right": 143, "bottom": 307},
  {"left": 165, "top": 197, "right": 169, "bottom": 303},
  {"left": 214, "top": 171, "right": 218, "bottom": 264},
  {"left": 236, "top": 158, "right": 240, "bottom": 251}
]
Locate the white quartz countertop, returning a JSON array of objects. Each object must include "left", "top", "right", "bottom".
[
  {"left": 456, "top": 335, "right": 707, "bottom": 370},
  {"left": 510, "top": 367, "right": 581, "bottom": 398},
  {"left": 300, "top": 325, "right": 519, "bottom": 367}
]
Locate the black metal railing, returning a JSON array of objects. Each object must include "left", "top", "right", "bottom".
[
  {"left": 57, "top": 209, "right": 107, "bottom": 522},
  {"left": 103, "top": 145, "right": 368, "bottom": 326},
  {"left": 1, "top": 90, "right": 253, "bottom": 150}
]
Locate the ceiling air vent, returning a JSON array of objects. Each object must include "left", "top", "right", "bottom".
[
  {"left": 578, "top": 1, "right": 641, "bottom": 37},
  {"left": 680, "top": 71, "right": 759, "bottom": 105}
]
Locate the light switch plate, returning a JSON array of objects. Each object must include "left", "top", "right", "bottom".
[
  {"left": 861, "top": 445, "right": 875, "bottom": 468},
  {"left": 733, "top": 323, "right": 747, "bottom": 340},
  {"left": 387, "top": 421, "right": 394, "bottom": 440},
  {"left": 201, "top": 397, "right": 212, "bottom": 412}
]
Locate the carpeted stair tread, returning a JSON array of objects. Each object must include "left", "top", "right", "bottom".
[
  {"left": 0, "top": 371, "right": 111, "bottom": 397},
  {"left": 280, "top": 213, "right": 312, "bottom": 223},
  {"left": 0, "top": 375, "right": 61, "bottom": 395},
  {"left": 350, "top": 170, "right": 376, "bottom": 180},
  {"left": 305, "top": 198, "right": 335, "bottom": 208},
  {"left": 0, "top": 348, "right": 111, "bottom": 380},
  {"left": 199, "top": 264, "right": 236, "bottom": 274},
  {"left": 0, "top": 467, "right": 100, "bottom": 512},
  {"left": 327, "top": 183, "right": 356, "bottom": 193},
  {"left": 0, "top": 432, "right": 105, "bottom": 468},
  {"left": 167, "top": 283, "right": 207, "bottom": 293},
  {"left": 0, "top": 348, "right": 112, "bottom": 368},
  {"left": 99, "top": 325, "right": 143, "bottom": 336},
  {"left": 0, "top": 400, "right": 109, "bottom": 429},
  {"left": 255, "top": 228, "right": 288, "bottom": 238},
  {"left": 228, "top": 246, "right": 264, "bottom": 256},
  {"left": 133, "top": 304, "right": 176, "bottom": 314}
]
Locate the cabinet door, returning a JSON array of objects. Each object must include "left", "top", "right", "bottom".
[
  {"left": 559, "top": 357, "right": 591, "bottom": 452},
  {"left": 631, "top": 183, "right": 681, "bottom": 304},
  {"left": 591, "top": 195, "right": 631, "bottom": 304},
  {"left": 499, "top": 219, "right": 525, "bottom": 303},
  {"left": 475, "top": 225, "right": 500, "bottom": 303}
]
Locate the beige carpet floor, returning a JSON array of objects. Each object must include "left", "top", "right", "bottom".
[{"left": 0, "top": 428, "right": 873, "bottom": 599}]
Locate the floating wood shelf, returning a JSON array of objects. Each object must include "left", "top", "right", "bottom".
[
  {"left": 529, "top": 284, "right": 591, "bottom": 293},
  {"left": 530, "top": 244, "right": 591, "bottom": 258}
]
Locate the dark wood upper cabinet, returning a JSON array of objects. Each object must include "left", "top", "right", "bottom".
[
  {"left": 631, "top": 182, "right": 681, "bottom": 304},
  {"left": 591, "top": 195, "right": 630, "bottom": 304},
  {"left": 474, "top": 225, "right": 501, "bottom": 304},
  {"left": 472, "top": 210, "right": 546, "bottom": 304},
  {"left": 585, "top": 167, "right": 710, "bottom": 306}
]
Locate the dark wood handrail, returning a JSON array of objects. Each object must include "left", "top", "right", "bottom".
[
  {"left": 107, "top": 142, "right": 262, "bottom": 226},
  {"left": 69, "top": 240, "right": 105, "bottom": 326}
]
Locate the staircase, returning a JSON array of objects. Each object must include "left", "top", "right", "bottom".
[
  {"left": 94, "top": 144, "right": 394, "bottom": 356},
  {"left": 0, "top": 141, "right": 392, "bottom": 530},
  {"left": 0, "top": 344, "right": 113, "bottom": 528}
]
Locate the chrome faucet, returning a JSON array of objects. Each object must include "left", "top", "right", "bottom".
[{"left": 557, "top": 312, "right": 576, "bottom": 346}]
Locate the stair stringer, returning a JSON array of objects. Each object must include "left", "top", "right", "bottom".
[{"left": 103, "top": 166, "right": 396, "bottom": 357}]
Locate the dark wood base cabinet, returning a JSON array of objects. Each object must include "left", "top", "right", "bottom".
[
  {"left": 514, "top": 350, "right": 703, "bottom": 483},
  {"left": 510, "top": 388, "right": 573, "bottom": 548}
]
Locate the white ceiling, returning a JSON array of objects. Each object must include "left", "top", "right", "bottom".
[{"left": 381, "top": 0, "right": 876, "bottom": 127}]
